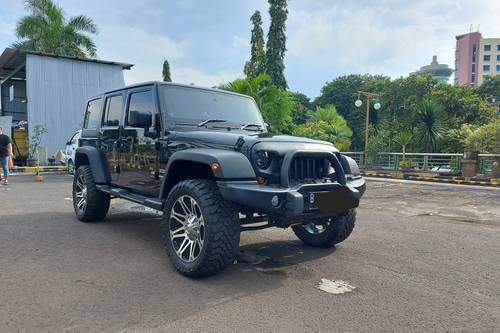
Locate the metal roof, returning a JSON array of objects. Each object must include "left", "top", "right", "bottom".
[{"left": 0, "top": 48, "right": 133, "bottom": 79}]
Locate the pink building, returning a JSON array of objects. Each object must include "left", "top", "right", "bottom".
[{"left": 455, "top": 32, "right": 482, "bottom": 86}]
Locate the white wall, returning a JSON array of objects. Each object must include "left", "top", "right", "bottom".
[{"left": 26, "top": 54, "right": 125, "bottom": 155}]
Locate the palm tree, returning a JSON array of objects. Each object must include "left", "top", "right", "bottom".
[
  {"left": 13, "top": 0, "right": 98, "bottom": 58},
  {"left": 394, "top": 128, "right": 414, "bottom": 161},
  {"left": 220, "top": 74, "right": 293, "bottom": 133},
  {"left": 416, "top": 99, "right": 446, "bottom": 152}
]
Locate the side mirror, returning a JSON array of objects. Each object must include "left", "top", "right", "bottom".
[{"left": 129, "top": 110, "right": 152, "bottom": 129}]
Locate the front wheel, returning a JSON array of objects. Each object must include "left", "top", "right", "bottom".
[
  {"left": 161, "top": 179, "right": 240, "bottom": 277},
  {"left": 292, "top": 209, "right": 356, "bottom": 248}
]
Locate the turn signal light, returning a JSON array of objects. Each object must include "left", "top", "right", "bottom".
[
  {"left": 257, "top": 176, "right": 266, "bottom": 184},
  {"left": 211, "top": 163, "right": 221, "bottom": 173}
]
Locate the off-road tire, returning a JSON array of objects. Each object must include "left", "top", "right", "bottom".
[
  {"left": 161, "top": 179, "right": 240, "bottom": 277},
  {"left": 292, "top": 209, "right": 356, "bottom": 247},
  {"left": 73, "top": 166, "right": 110, "bottom": 222}
]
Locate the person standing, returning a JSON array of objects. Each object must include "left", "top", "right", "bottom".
[{"left": 0, "top": 126, "right": 13, "bottom": 185}]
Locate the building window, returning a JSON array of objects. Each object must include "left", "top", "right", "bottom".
[
  {"left": 484, "top": 55, "right": 491, "bottom": 61},
  {"left": 472, "top": 45, "right": 476, "bottom": 62},
  {"left": 497, "top": 45, "right": 500, "bottom": 51},
  {"left": 471, "top": 64, "right": 475, "bottom": 73},
  {"left": 497, "top": 65, "right": 500, "bottom": 72},
  {"left": 484, "top": 44, "right": 491, "bottom": 51},
  {"left": 471, "top": 74, "right": 475, "bottom": 83},
  {"left": 484, "top": 75, "right": 490, "bottom": 82},
  {"left": 483, "top": 65, "right": 490, "bottom": 72},
  {"left": 497, "top": 55, "right": 500, "bottom": 61}
]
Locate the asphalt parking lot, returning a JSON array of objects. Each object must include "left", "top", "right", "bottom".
[{"left": 1, "top": 174, "right": 499, "bottom": 332}]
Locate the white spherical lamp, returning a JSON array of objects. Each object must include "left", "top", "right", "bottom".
[
  {"left": 374, "top": 102, "right": 381, "bottom": 110},
  {"left": 355, "top": 99, "right": 362, "bottom": 108}
]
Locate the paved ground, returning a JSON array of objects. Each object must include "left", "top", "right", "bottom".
[{"left": 1, "top": 175, "right": 499, "bottom": 333}]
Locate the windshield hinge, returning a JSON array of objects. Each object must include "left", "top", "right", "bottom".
[{"left": 234, "top": 136, "right": 245, "bottom": 151}]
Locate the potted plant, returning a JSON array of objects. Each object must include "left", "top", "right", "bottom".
[
  {"left": 27, "top": 124, "right": 48, "bottom": 167},
  {"left": 399, "top": 159, "right": 413, "bottom": 172}
]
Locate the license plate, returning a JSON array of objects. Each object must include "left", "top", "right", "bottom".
[{"left": 304, "top": 187, "right": 359, "bottom": 213}]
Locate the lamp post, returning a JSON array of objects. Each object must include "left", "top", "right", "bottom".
[{"left": 355, "top": 91, "right": 381, "bottom": 170}]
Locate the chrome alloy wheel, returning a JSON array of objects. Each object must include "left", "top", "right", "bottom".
[
  {"left": 169, "top": 195, "right": 205, "bottom": 262},
  {"left": 75, "top": 174, "right": 87, "bottom": 212}
]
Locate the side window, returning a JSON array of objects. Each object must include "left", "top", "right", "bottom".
[
  {"left": 103, "top": 95, "right": 123, "bottom": 127},
  {"left": 83, "top": 99, "right": 102, "bottom": 129},
  {"left": 127, "top": 90, "right": 156, "bottom": 132}
]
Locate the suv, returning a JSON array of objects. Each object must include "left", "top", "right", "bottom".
[{"left": 73, "top": 82, "right": 365, "bottom": 277}]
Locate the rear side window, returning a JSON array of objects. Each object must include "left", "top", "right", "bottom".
[
  {"left": 103, "top": 95, "right": 123, "bottom": 127},
  {"left": 83, "top": 98, "right": 102, "bottom": 129},
  {"left": 128, "top": 90, "right": 155, "bottom": 119}
]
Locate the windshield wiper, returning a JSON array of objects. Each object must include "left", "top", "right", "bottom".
[
  {"left": 240, "top": 123, "right": 264, "bottom": 131},
  {"left": 197, "top": 119, "right": 227, "bottom": 128}
]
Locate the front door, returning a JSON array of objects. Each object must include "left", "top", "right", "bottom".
[{"left": 117, "top": 88, "right": 163, "bottom": 196}]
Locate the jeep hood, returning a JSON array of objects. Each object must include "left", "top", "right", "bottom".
[{"left": 171, "top": 130, "right": 339, "bottom": 153}]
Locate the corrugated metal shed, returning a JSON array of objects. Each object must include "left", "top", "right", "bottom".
[
  {"left": 0, "top": 48, "right": 133, "bottom": 157},
  {"left": 26, "top": 53, "right": 127, "bottom": 154}
]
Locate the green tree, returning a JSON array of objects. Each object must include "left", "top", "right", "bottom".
[
  {"left": 162, "top": 59, "right": 172, "bottom": 82},
  {"left": 314, "top": 74, "right": 390, "bottom": 150},
  {"left": 294, "top": 105, "right": 352, "bottom": 150},
  {"left": 432, "top": 84, "right": 496, "bottom": 127},
  {"left": 416, "top": 99, "right": 447, "bottom": 152},
  {"left": 477, "top": 75, "right": 500, "bottom": 98},
  {"left": 459, "top": 120, "right": 500, "bottom": 154},
  {"left": 265, "top": 0, "right": 288, "bottom": 89},
  {"left": 288, "top": 91, "right": 312, "bottom": 125},
  {"left": 13, "top": 0, "right": 98, "bottom": 58},
  {"left": 244, "top": 11, "right": 266, "bottom": 78},
  {"left": 393, "top": 128, "right": 414, "bottom": 161},
  {"left": 221, "top": 74, "right": 293, "bottom": 133}
]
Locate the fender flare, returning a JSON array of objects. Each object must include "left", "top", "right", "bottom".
[
  {"left": 161, "top": 148, "right": 256, "bottom": 197},
  {"left": 74, "top": 146, "right": 111, "bottom": 184}
]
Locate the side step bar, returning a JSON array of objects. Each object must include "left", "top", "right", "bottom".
[{"left": 96, "top": 185, "right": 164, "bottom": 211}]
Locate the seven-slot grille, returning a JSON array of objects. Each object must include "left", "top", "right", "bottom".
[{"left": 289, "top": 157, "right": 329, "bottom": 181}]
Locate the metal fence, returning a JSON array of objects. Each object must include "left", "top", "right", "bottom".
[{"left": 343, "top": 152, "right": 499, "bottom": 173}]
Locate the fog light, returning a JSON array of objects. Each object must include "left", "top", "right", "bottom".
[{"left": 271, "top": 195, "right": 280, "bottom": 207}]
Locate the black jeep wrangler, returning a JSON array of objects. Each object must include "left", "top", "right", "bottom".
[{"left": 73, "top": 82, "right": 365, "bottom": 277}]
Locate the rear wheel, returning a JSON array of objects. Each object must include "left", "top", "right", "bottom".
[
  {"left": 73, "top": 166, "right": 110, "bottom": 222},
  {"left": 161, "top": 179, "right": 240, "bottom": 277},
  {"left": 292, "top": 209, "right": 356, "bottom": 247}
]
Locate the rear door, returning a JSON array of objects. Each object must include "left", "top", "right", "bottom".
[{"left": 100, "top": 93, "right": 124, "bottom": 184}]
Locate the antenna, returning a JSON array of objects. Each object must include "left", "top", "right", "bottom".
[
  {"left": 477, "top": 24, "right": 480, "bottom": 32},
  {"left": 469, "top": 24, "right": 473, "bottom": 33}
]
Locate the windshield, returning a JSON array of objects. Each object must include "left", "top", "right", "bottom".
[{"left": 160, "top": 85, "right": 265, "bottom": 129}]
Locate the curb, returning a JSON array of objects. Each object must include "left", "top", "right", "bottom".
[
  {"left": 1, "top": 166, "right": 68, "bottom": 175},
  {"left": 361, "top": 171, "right": 498, "bottom": 187}
]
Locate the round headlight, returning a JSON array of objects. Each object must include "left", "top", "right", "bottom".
[{"left": 255, "top": 151, "right": 271, "bottom": 169}]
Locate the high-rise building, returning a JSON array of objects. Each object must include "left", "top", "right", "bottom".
[
  {"left": 413, "top": 55, "right": 453, "bottom": 84},
  {"left": 477, "top": 38, "right": 500, "bottom": 86},
  {"left": 455, "top": 32, "right": 482, "bottom": 86}
]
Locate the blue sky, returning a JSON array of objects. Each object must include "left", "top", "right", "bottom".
[{"left": 1, "top": 0, "right": 500, "bottom": 98}]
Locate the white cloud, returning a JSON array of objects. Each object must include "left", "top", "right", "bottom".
[
  {"left": 287, "top": 0, "right": 500, "bottom": 78},
  {"left": 171, "top": 67, "right": 241, "bottom": 88}
]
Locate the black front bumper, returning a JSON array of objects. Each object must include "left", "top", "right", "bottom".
[{"left": 217, "top": 175, "right": 365, "bottom": 217}]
